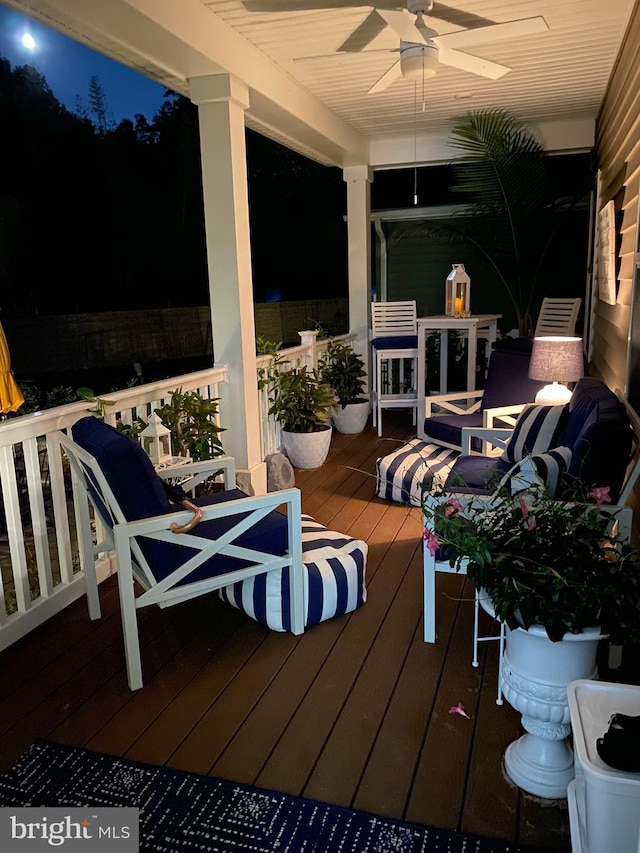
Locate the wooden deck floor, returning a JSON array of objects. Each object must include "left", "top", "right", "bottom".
[{"left": 0, "top": 413, "right": 577, "bottom": 851}]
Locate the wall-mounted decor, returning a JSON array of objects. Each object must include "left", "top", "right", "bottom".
[{"left": 595, "top": 200, "right": 617, "bottom": 305}]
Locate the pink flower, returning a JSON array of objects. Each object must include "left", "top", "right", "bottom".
[
  {"left": 423, "top": 529, "right": 439, "bottom": 557},
  {"left": 588, "top": 486, "right": 612, "bottom": 505},
  {"left": 519, "top": 497, "right": 530, "bottom": 518},
  {"left": 445, "top": 498, "right": 462, "bottom": 518},
  {"left": 448, "top": 702, "right": 471, "bottom": 719},
  {"left": 527, "top": 516, "right": 537, "bottom": 531}
]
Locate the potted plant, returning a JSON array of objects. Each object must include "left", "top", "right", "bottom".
[
  {"left": 268, "top": 365, "right": 335, "bottom": 468},
  {"left": 318, "top": 341, "right": 369, "bottom": 434},
  {"left": 154, "top": 388, "right": 225, "bottom": 461},
  {"left": 422, "top": 478, "right": 640, "bottom": 797}
]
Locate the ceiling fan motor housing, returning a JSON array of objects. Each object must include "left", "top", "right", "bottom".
[
  {"left": 400, "top": 41, "right": 439, "bottom": 79},
  {"left": 407, "top": 0, "right": 434, "bottom": 14}
]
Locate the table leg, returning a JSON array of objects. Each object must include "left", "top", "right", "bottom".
[
  {"left": 440, "top": 330, "right": 448, "bottom": 393},
  {"left": 467, "top": 326, "right": 478, "bottom": 392}
]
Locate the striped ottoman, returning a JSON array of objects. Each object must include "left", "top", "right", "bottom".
[
  {"left": 219, "top": 515, "right": 368, "bottom": 631},
  {"left": 376, "top": 439, "right": 460, "bottom": 506}
]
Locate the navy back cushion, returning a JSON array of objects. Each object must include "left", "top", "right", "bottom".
[
  {"left": 72, "top": 416, "right": 172, "bottom": 523},
  {"left": 480, "top": 348, "right": 545, "bottom": 411}
]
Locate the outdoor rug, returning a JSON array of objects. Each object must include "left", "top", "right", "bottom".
[{"left": 0, "top": 740, "right": 521, "bottom": 852}]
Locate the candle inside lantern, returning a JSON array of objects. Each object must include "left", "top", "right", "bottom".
[{"left": 455, "top": 296, "right": 463, "bottom": 314}]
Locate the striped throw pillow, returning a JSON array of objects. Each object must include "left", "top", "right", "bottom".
[
  {"left": 501, "top": 403, "right": 568, "bottom": 463},
  {"left": 500, "top": 447, "right": 572, "bottom": 497}
]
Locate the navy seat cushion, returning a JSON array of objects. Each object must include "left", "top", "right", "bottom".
[
  {"left": 443, "top": 455, "right": 512, "bottom": 494},
  {"left": 140, "top": 488, "right": 289, "bottom": 585},
  {"left": 371, "top": 335, "right": 418, "bottom": 350},
  {"left": 423, "top": 411, "right": 484, "bottom": 449}
]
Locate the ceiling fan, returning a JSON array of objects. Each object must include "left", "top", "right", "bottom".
[{"left": 243, "top": 1, "right": 549, "bottom": 93}]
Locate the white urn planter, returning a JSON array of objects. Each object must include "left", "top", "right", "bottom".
[
  {"left": 331, "top": 399, "right": 370, "bottom": 434},
  {"left": 282, "top": 426, "right": 332, "bottom": 469},
  {"left": 500, "top": 623, "right": 603, "bottom": 799}
]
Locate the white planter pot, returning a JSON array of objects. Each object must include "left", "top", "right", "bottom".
[
  {"left": 282, "top": 426, "right": 332, "bottom": 469},
  {"left": 500, "top": 623, "right": 602, "bottom": 799},
  {"left": 331, "top": 399, "right": 370, "bottom": 434}
]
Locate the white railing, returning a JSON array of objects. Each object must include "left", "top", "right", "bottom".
[
  {"left": 0, "top": 329, "right": 358, "bottom": 652},
  {"left": 0, "top": 365, "right": 228, "bottom": 653}
]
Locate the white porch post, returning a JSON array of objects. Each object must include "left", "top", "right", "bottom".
[
  {"left": 344, "top": 165, "right": 373, "bottom": 382},
  {"left": 190, "top": 73, "right": 266, "bottom": 494}
]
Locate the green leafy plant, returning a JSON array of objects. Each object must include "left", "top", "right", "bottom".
[
  {"left": 154, "top": 389, "right": 225, "bottom": 460},
  {"left": 268, "top": 365, "right": 335, "bottom": 433},
  {"left": 318, "top": 341, "right": 367, "bottom": 408},
  {"left": 256, "top": 337, "right": 284, "bottom": 392},
  {"left": 422, "top": 479, "right": 640, "bottom": 645},
  {"left": 77, "top": 387, "right": 115, "bottom": 420}
]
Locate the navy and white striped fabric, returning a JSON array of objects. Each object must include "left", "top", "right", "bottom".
[
  {"left": 376, "top": 439, "right": 460, "bottom": 506},
  {"left": 501, "top": 403, "right": 568, "bottom": 463},
  {"left": 219, "top": 515, "right": 367, "bottom": 631},
  {"left": 500, "top": 446, "right": 572, "bottom": 497}
]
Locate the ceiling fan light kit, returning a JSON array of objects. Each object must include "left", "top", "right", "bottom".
[{"left": 400, "top": 41, "right": 439, "bottom": 80}]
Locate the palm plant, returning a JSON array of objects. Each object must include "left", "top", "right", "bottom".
[{"left": 394, "top": 110, "right": 590, "bottom": 335}]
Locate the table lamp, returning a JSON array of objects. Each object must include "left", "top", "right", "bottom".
[{"left": 528, "top": 336, "right": 584, "bottom": 405}]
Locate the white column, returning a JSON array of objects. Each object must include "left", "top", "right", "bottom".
[
  {"left": 344, "top": 165, "right": 372, "bottom": 382},
  {"left": 190, "top": 73, "right": 266, "bottom": 494}
]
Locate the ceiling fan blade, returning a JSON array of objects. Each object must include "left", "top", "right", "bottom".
[
  {"left": 337, "top": 11, "right": 387, "bottom": 53},
  {"left": 436, "top": 45, "right": 510, "bottom": 80},
  {"left": 368, "top": 60, "right": 404, "bottom": 94},
  {"left": 377, "top": 10, "right": 428, "bottom": 46},
  {"left": 243, "top": 0, "right": 399, "bottom": 10},
  {"left": 435, "top": 17, "right": 548, "bottom": 50}
]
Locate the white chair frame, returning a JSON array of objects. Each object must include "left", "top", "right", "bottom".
[
  {"left": 534, "top": 298, "right": 581, "bottom": 337},
  {"left": 370, "top": 301, "right": 419, "bottom": 437},
  {"left": 59, "top": 432, "right": 305, "bottom": 690}
]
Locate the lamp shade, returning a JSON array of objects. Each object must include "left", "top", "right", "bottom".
[
  {"left": 529, "top": 336, "right": 584, "bottom": 382},
  {"left": 529, "top": 336, "right": 584, "bottom": 406}
]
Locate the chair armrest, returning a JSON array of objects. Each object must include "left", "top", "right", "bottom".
[
  {"left": 155, "top": 456, "right": 236, "bottom": 492},
  {"left": 425, "top": 390, "right": 484, "bottom": 418},
  {"left": 461, "top": 427, "right": 513, "bottom": 456},
  {"left": 483, "top": 403, "right": 526, "bottom": 429}
]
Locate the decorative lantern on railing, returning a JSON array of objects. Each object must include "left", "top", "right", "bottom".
[
  {"left": 141, "top": 412, "right": 173, "bottom": 466},
  {"left": 445, "top": 264, "right": 471, "bottom": 317}
]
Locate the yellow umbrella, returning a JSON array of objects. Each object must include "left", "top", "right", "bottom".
[{"left": 0, "top": 320, "right": 25, "bottom": 414}]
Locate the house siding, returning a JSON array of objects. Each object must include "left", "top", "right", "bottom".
[{"left": 593, "top": 0, "right": 640, "bottom": 394}]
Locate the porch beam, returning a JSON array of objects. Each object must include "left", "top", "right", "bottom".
[{"left": 191, "top": 73, "right": 266, "bottom": 494}]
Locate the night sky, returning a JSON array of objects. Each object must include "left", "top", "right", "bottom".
[{"left": 0, "top": 2, "right": 166, "bottom": 122}]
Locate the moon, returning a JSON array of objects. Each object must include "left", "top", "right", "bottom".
[{"left": 21, "top": 33, "right": 36, "bottom": 51}]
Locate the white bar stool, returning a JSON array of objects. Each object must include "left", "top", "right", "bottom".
[{"left": 370, "top": 301, "right": 419, "bottom": 437}]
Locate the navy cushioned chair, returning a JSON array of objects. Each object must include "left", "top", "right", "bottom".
[
  {"left": 61, "top": 416, "right": 306, "bottom": 690},
  {"left": 446, "top": 377, "right": 633, "bottom": 500},
  {"left": 420, "top": 339, "right": 545, "bottom": 451}
]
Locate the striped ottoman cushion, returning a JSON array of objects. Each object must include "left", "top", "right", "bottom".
[
  {"left": 219, "top": 515, "right": 368, "bottom": 631},
  {"left": 376, "top": 439, "right": 460, "bottom": 506}
]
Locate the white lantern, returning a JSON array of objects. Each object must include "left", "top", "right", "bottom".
[
  {"left": 445, "top": 264, "right": 471, "bottom": 317},
  {"left": 141, "top": 412, "right": 173, "bottom": 466}
]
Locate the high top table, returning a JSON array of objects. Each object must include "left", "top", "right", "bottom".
[{"left": 417, "top": 314, "right": 502, "bottom": 394}]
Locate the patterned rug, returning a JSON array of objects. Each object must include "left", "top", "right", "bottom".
[{"left": 0, "top": 740, "right": 521, "bottom": 852}]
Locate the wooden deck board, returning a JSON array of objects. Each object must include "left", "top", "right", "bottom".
[{"left": 0, "top": 414, "right": 574, "bottom": 850}]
